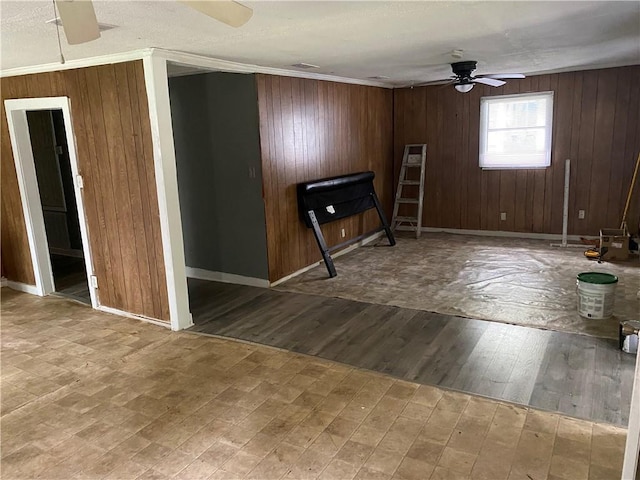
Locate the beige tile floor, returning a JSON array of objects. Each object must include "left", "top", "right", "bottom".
[{"left": 1, "top": 288, "right": 627, "bottom": 480}]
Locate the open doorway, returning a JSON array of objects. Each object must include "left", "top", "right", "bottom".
[
  {"left": 5, "top": 96, "right": 96, "bottom": 307},
  {"left": 26, "top": 109, "right": 90, "bottom": 304},
  {"left": 166, "top": 63, "right": 270, "bottom": 326}
]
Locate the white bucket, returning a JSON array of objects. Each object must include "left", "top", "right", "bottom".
[
  {"left": 620, "top": 321, "right": 640, "bottom": 354},
  {"left": 576, "top": 272, "right": 618, "bottom": 319}
]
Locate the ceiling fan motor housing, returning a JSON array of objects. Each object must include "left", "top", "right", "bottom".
[{"left": 451, "top": 60, "right": 477, "bottom": 80}]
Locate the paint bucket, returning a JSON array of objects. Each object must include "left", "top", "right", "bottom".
[
  {"left": 576, "top": 272, "right": 618, "bottom": 319},
  {"left": 619, "top": 321, "right": 640, "bottom": 354}
]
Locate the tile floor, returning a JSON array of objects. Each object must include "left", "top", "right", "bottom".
[{"left": 1, "top": 288, "right": 627, "bottom": 479}]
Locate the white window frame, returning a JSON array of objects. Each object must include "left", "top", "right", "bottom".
[{"left": 479, "top": 91, "right": 554, "bottom": 170}]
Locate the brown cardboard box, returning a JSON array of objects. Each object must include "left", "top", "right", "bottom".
[{"left": 600, "top": 228, "right": 630, "bottom": 261}]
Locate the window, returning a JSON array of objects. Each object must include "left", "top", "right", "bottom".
[{"left": 479, "top": 92, "right": 553, "bottom": 169}]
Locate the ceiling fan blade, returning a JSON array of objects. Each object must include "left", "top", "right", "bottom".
[
  {"left": 411, "top": 79, "right": 455, "bottom": 87},
  {"left": 180, "top": 0, "right": 253, "bottom": 28},
  {"left": 55, "top": 0, "right": 100, "bottom": 45},
  {"left": 480, "top": 73, "right": 526, "bottom": 79},
  {"left": 473, "top": 77, "right": 506, "bottom": 87}
]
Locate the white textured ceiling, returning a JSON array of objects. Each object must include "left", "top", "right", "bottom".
[{"left": 1, "top": 1, "right": 639, "bottom": 85}]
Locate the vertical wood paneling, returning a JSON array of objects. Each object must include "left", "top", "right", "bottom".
[
  {"left": 393, "top": 65, "right": 640, "bottom": 235},
  {"left": 550, "top": 73, "right": 573, "bottom": 234},
  {"left": 575, "top": 71, "right": 599, "bottom": 231},
  {"left": 257, "top": 75, "right": 393, "bottom": 282},
  {"left": 0, "top": 78, "right": 36, "bottom": 285},
  {"left": 131, "top": 63, "right": 168, "bottom": 319},
  {"left": 467, "top": 87, "right": 482, "bottom": 230},
  {"left": 99, "top": 64, "right": 143, "bottom": 313},
  {"left": 566, "top": 73, "right": 582, "bottom": 235},
  {"left": 589, "top": 69, "right": 617, "bottom": 231},
  {"left": 84, "top": 66, "right": 129, "bottom": 308},
  {"left": 71, "top": 69, "right": 114, "bottom": 309},
  {"left": 608, "top": 73, "right": 631, "bottom": 226},
  {"left": 0, "top": 61, "right": 169, "bottom": 321},
  {"left": 622, "top": 68, "right": 640, "bottom": 232},
  {"left": 538, "top": 74, "right": 555, "bottom": 232}
]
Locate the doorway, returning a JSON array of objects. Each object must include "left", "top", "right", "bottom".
[
  {"left": 5, "top": 96, "right": 97, "bottom": 307},
  {"left": 26, "top": 109, "right": 90, "bottom": 303}
]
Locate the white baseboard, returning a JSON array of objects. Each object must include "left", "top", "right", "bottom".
[
  {"left": 270, "top": 230, "right": 385, "bottom": 287},
  {"left": 269, "top": 261, "right": 324, "bottom": 288},
  {"left": 185, "top": 267, "right": 270, "bottom": 288},
  {"left": 96, "top": 305, "right": 175, "bottom": 330},
  {"left": 5, "top": 281, "right": 40, "bottom": 295},
  {"left": 3, "top": 278, "right": 178, "bottom": 330},
  {"left": 396, "top": 226, "right": 584, "bottom": 242}
]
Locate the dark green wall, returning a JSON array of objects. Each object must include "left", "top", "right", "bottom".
[{"left": 169, "top": 72, "right": 269, "bottom": 280}]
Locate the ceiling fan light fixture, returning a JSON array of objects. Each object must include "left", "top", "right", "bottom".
[{"left": 455, "top": 83, "right": 474, "bottom": 93}]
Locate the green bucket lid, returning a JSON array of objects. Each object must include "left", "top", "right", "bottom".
[{"left": 577, "top": 272, "right": 618, "bottom": 284}]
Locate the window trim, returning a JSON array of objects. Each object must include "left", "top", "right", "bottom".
[{"left": 479, "top": 91, "right": 554, "bottom": 170}]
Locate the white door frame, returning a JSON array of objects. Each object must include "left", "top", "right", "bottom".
[
  {"left": 143, "top": 54, "right": 192, "bottom": 331},
  {"left": 4, "top": 97, "right": 98, "bottom": 308}
]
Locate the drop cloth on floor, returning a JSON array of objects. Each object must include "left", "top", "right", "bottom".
[{"left": 276, "top": 233, "right": 640, "bottom": 339}]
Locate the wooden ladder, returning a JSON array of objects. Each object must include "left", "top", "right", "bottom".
[{"left": 391, "top": 144, "right": 427, "bottom": 238}]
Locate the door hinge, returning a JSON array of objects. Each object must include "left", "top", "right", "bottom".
[
  {"left": 76, "top": 175, "right": 84, "bottom": 189},
  {"left": 90, "top": 275, "right": 98, "bottom": 289},
  {"left": 55, "top": 145, "right": 64, "bottom": 155}
]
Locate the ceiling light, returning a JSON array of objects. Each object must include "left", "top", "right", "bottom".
[{"left": 455, "top": 83, "right": 474, "bottom": 93}]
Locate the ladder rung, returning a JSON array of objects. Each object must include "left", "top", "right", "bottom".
[
  {"left": 397, "top": 198, "right": 419, "bottom": 204},
  {"left": 402, "top": 163, "right": 423, "bottom": 167},
  {"left": 395, "top": 216, "right": 419, "bottom": 222},
  {"left": 399, "top": 180, "right": 421, "bottom": 185}
]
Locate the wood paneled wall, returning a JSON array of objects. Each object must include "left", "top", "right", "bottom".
[
  {"left": 256, "top": 75, "right": 394, "bottom": 282},
  {"left": 1, "top": 62, "right": 170, "bottom": 321},
  {"left": 1, "top": 99, "right": 35, "bottom": 285},
  {"left": 394, "top": 65, "right": 640, "bottom": 235}
]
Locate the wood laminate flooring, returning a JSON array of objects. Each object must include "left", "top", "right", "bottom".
[{"left": 187, "top": 279, "right": 636, "bottom": 426}]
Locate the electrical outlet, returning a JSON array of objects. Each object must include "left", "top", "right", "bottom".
[
  {"left": 500, "top": 212, "right": 507, "bottom": 221},
  {"left": 340, "top": 228, "right": 346, "bottom": 238},
  {"left": 578, "top": 210, "right": 585, "bottom": 219}
]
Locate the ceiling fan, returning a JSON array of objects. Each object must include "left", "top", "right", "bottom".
[
  {"left": 424, "top": 61, "right": 525, "bottom": 93},
  {"left": 54, "top": 0, "right": 253, "bottom": 45}
]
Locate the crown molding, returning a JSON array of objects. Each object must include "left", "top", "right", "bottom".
[
  {"left": 152, "top": 48, "right": 391, "bottom": 88},
  {"left": 1, "top": 47, "right": 392, "bottom": 88},
  {"left": 0, "top": 49, "right": 152, "bottom": 78}
]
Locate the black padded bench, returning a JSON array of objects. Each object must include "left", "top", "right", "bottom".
[{"left": 297, "top": 171, "right": 395, "bottom": 277}]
